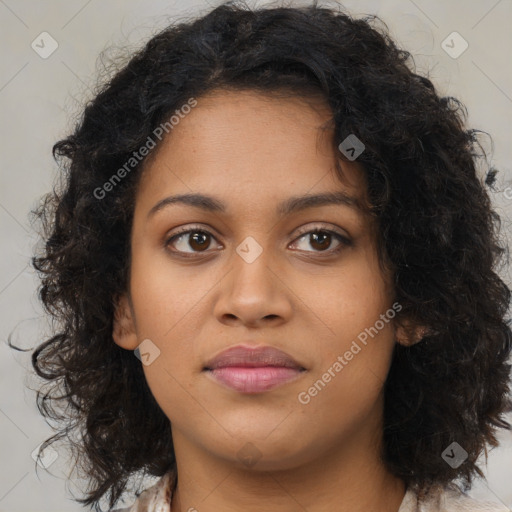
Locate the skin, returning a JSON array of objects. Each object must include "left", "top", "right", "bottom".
[{"left": 113, "top": 88, "right": 422, "bottom": 512}]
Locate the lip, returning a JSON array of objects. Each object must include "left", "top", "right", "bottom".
[{"left": 203, "top": 344, "right": 306, "bottom": 393}]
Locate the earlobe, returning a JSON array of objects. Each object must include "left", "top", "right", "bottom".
[
  {"left": 395, "top": 319, "right": 430, "bottom": 347},
  {"left": 112, "top": 294, "right": 139, "bottom": 350}
]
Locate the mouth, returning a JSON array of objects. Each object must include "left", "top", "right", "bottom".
[{"left": 202, "top": 344, "right": 306, "bottom": 394}]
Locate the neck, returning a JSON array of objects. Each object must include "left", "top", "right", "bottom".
[{"left": 169, "top": 428, "right": 406, "bottom": 512}]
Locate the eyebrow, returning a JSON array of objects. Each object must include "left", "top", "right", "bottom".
[{"left": 147, "top": 191, "right": 364, "bottom": 219}]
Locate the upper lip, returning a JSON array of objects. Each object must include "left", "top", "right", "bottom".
[{"left": 203, "top": 344, "right": 305, "bottom": 370}]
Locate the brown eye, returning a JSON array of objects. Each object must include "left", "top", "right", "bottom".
[
  {"left": 166, "top": 228, "right": 221, "bottom": 256},
  {"left": 165, "top": 224, "right": 351, "bottom": 259},
  {"left": 309, "top": 231, "right": 332, "bottom": 251},
  {"left": 187, "top": 232, "right": 211, "bottom": 251},
  {"left": 291, "top": 228, "right": 351, "bottom": 254}
]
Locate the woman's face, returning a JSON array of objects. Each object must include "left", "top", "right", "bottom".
[{"left": 114, "top": 88, "right": 407, "bottom": 471}]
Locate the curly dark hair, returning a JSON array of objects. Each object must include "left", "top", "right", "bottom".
[{"left": 19, "top": 0, "right": 512, "bottom": 509}]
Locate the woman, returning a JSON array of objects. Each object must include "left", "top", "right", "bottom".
[{"left": 29, "top": 1, "right": 511, "bottom": 511}]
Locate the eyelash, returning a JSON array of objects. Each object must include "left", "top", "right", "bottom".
[{"left": 164, "top": 224, "right": 352, "bottom": 259}]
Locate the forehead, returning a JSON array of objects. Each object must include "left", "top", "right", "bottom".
[{"left": 136, "top": 88, "right": 369, "bottom": 216}]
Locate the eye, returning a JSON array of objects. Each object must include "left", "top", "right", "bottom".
[
  {"left": 290, "top": 226, "right": 352, "bottom": 255},
  {"left": 164, "top": 224, "right": 352, "bottom": 258},
  {"left": 165, "top": 225, "right": 222, "bottom": 258}
]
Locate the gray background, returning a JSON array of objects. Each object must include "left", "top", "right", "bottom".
[{"left": 1, "top": 0, "right": 511, "bottom": 511}]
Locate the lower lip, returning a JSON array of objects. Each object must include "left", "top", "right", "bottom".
[{"left": 205, "top": 366, "right": 304, "bottom": 393}]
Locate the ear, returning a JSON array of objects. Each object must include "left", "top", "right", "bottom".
[
  {"left": 112, "top": 294, "right": 139, "bottom": 350},
  {"left": 395, "top": 317, "right": 431, "bottom": 347}
]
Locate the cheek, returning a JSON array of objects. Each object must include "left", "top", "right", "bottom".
[
  {"left": 130, "top": 256, "right": 209, "bottom": 424},
  {"left": 296, "top": 296, "right": 396, "bottom": 433},
  {"left": 305, "top": 249, "right": 392, "bottom": 346},
  {"left": 130, "top": 242, "right": 208, "bottom": 337},
  {"left": 303, "top": 247, "right": 396, "bottom": 387},
  {"left": 128, "top": 247, "right": 218, "bottom": 398}
]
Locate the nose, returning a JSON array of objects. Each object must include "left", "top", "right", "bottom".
[{"left": 213, "top": 243, "right": 293, "bottom": 328}]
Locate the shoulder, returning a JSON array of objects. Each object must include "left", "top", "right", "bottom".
[
  {"left": 400, "top": 486, "right": 509, "bottom": 512},
  {"left": 110, "top": 471, "right": 176, "bottom": 512},
  {"left": 439, "top": 489, "right": 509, "bottom": 512}
]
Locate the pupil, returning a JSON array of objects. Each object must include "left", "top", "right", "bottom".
[
  {"left": 186, "top": 231, "right": 332, "bottom": 252},
  {"left": 312, "top": 232, "right": 330, "bottom": 250},
  {"left": 191, "top": 232, "right": 209, "bottom": 250}
]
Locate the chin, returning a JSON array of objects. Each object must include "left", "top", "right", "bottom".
[{"left": 207, "top": 432, "right": 318, "bottom": 472}]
